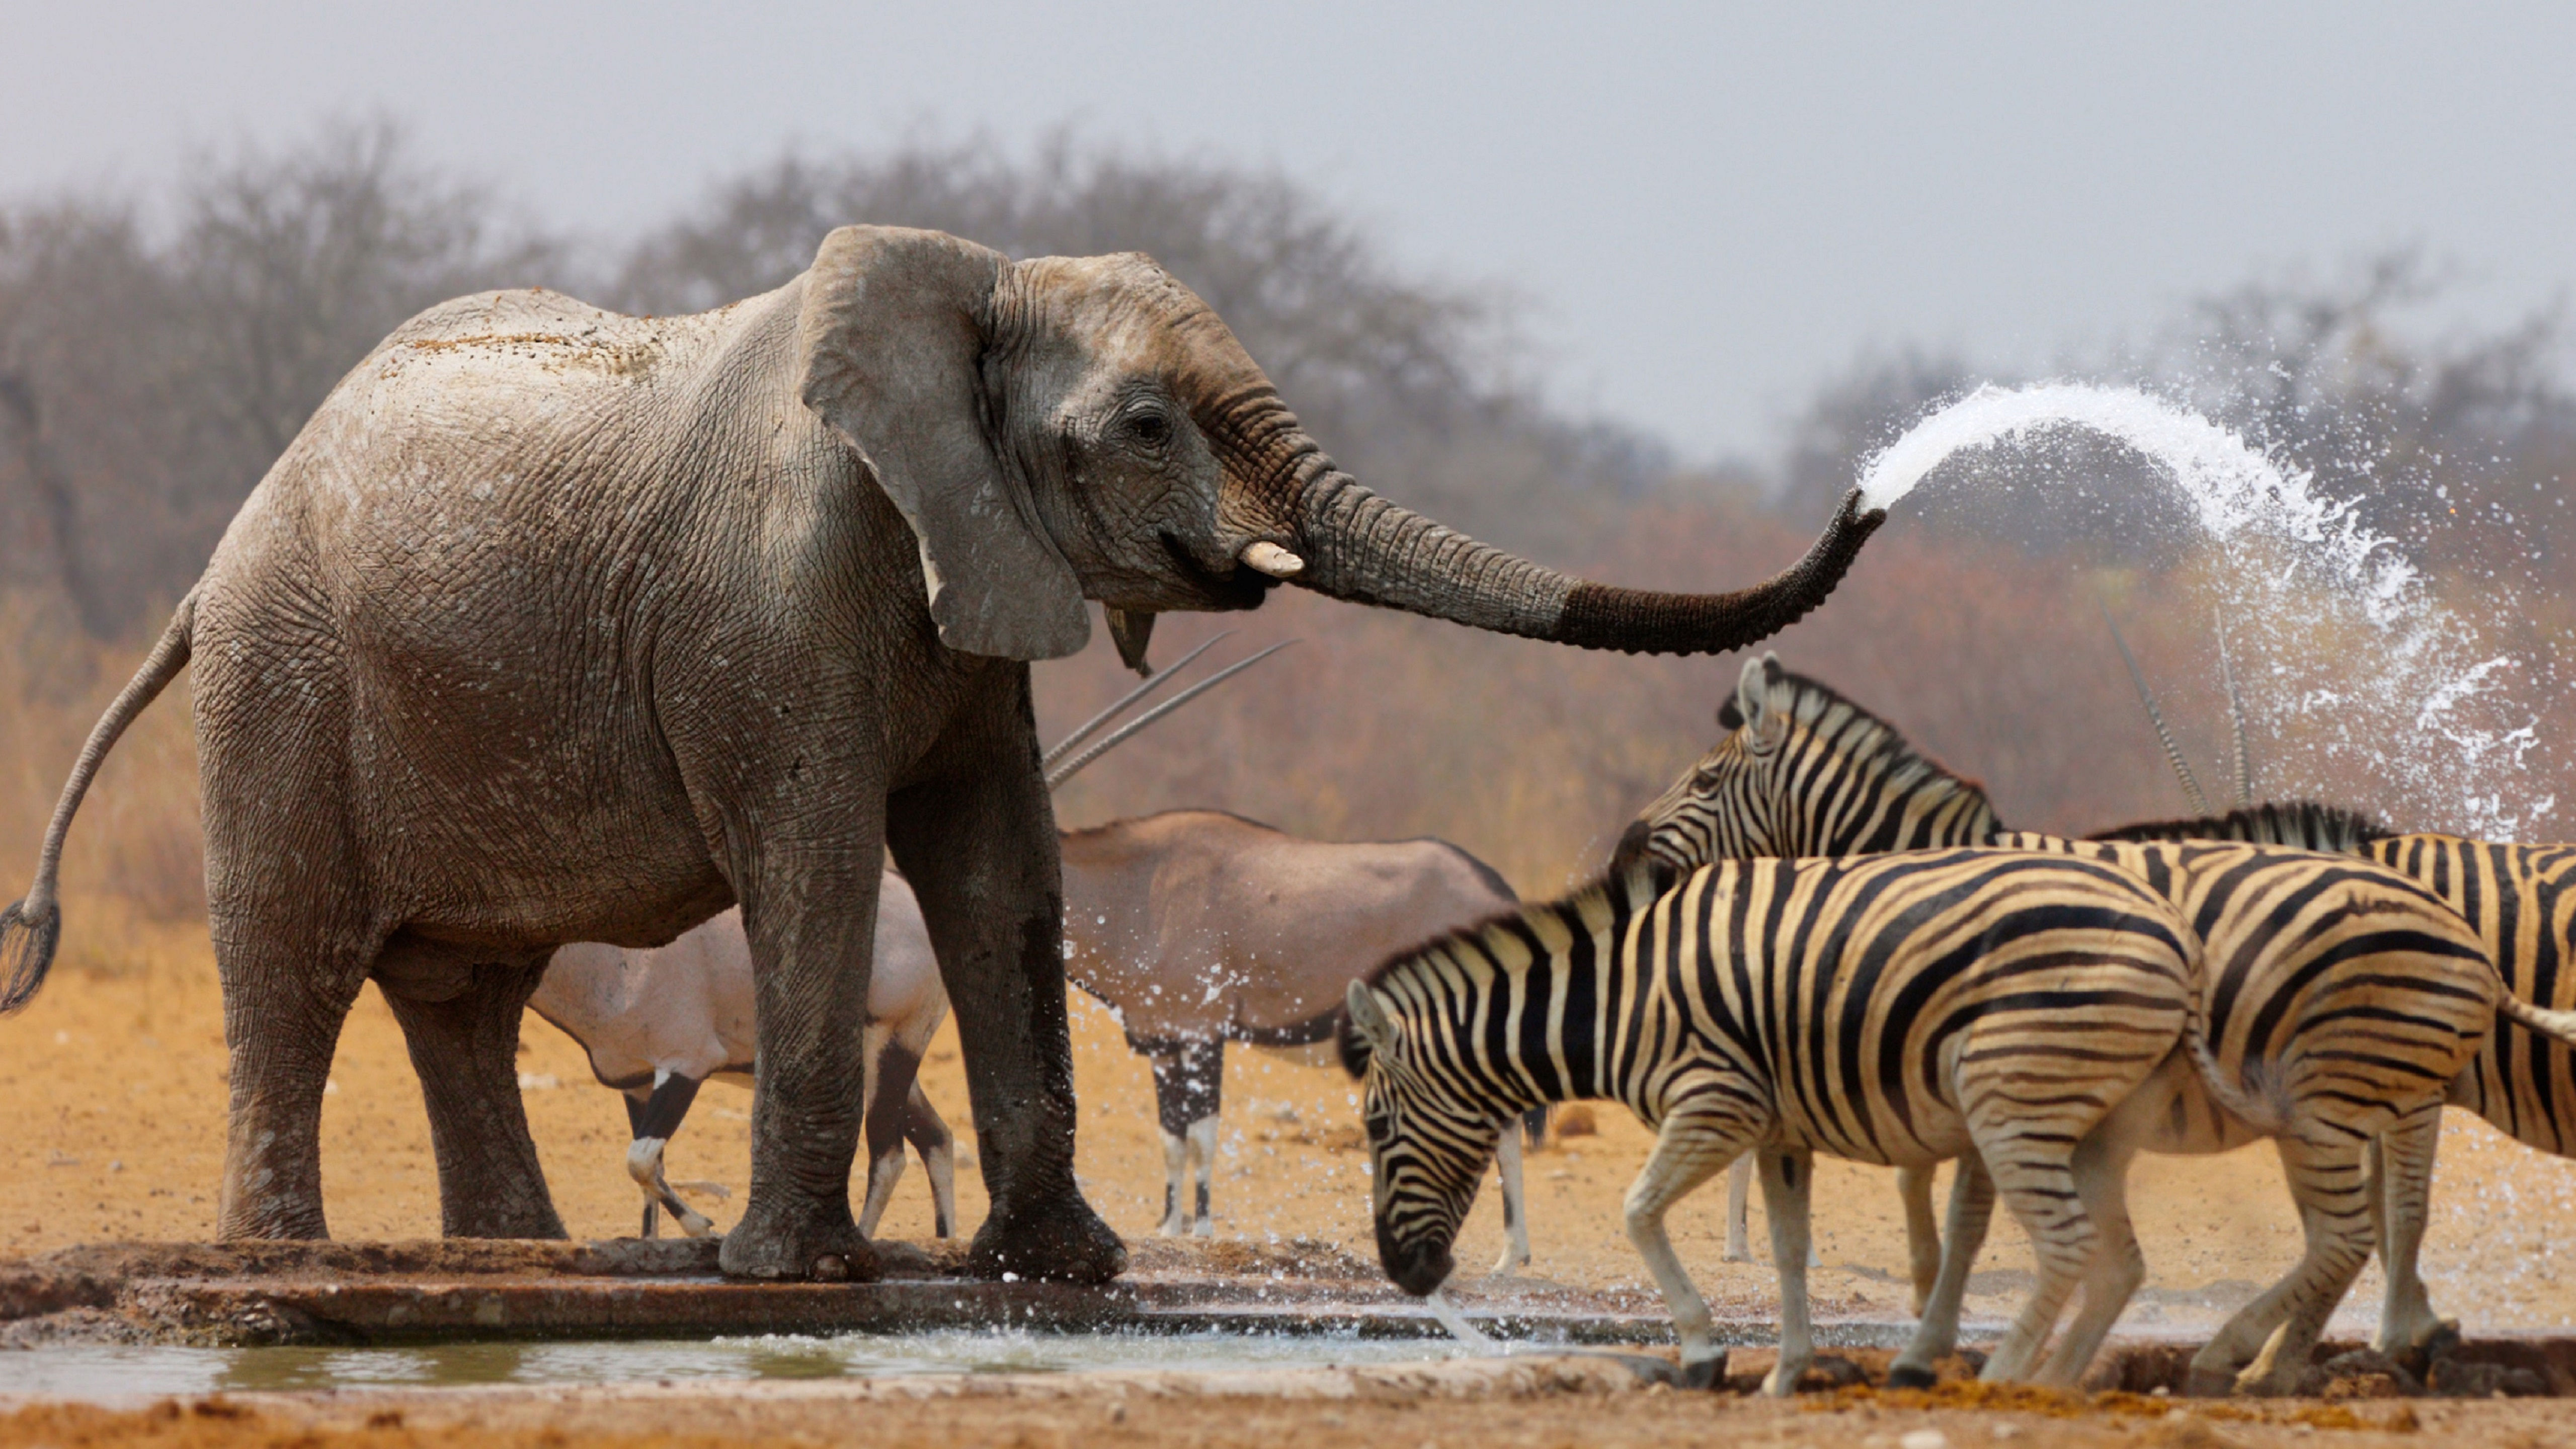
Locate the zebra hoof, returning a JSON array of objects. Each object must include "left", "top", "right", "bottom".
[
  {"left": 1884, "top": 1363, "right": 1937, "bottom": 1390},
  {"left": 2184, "top": 1366, "right": 2238, "bottom": 1399}
]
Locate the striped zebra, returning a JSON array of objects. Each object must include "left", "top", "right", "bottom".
[
  {"left": 1340, "top": 850, "right": 2201, "bottom": 1392},
  {"left": 2090, "top": 808, "right": 2576, "bottom": 1352},
  {"left": 1613, "top": 656, "right": 2576, "bottom": 1392}
]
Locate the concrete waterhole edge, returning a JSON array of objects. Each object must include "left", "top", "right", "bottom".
[{"left": 3, "top": 1238, "right": 2571, "bottom": 1401}]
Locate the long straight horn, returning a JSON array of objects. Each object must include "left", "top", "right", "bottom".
[
  {"left": 2101, "top": 602, "right": 2209, "bottom": 817},
  {"left": 1040, "top": 631, "right": 1233, "bottom": 771},
  {"left": 2214, "top": 608, "right": 2254, "bottom": 807},
  {"left": 1046, "top": 640, "right": 1299, "bottom": 790}
]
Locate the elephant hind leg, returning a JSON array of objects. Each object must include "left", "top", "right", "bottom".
[
  {"left": 213, "top": 926, "right": 370, "bottom": 1242},
  {"left": 378, "top": 957, "right": 567, "bottom": 1240}
]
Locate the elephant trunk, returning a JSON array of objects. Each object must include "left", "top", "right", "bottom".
[{"left": 1284, "top": 470, "right": 1885, "bottom": 655}]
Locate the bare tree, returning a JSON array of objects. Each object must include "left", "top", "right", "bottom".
[{"left": 0, "top": 120, "right": 562, "bottom": 639}]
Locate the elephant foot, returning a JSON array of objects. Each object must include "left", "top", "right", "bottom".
[
  {"left": 718, "top": 1197, "right": 880, "bottom": 1282},
  {"left": 1678, "top": 1353, "right": 1723, "bottom": 1391},
  {"left": 444, "top": 1190, "right": 570, "bottom": 1241},
  {"left": 218, "top": 1194, "right": 331, "bottom": 1243},
  {"left": 1884, "top": 1362, "right": 1937, "bottom": 1390},
  {"left": 970, "top": 1191, "right": 1126, "bottom": 1284}
]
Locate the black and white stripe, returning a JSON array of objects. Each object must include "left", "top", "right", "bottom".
[
  {"left": 1342, "top": 850, "right": 2197, "bottom": 1392},
  {"left": 1618, "top": 656, "right": 2576, "bottom": 1393}
]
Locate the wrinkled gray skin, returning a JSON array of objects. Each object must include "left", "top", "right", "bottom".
[
  {"left": 0, "top": 226, "right": 1883, "bottom": 1284},
  {"left": 1057, "top": 810, "right": 1533, "bottom": 1260}
]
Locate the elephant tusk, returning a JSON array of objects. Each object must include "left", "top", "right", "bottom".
[{"left": 1242, "top": 541, "right": 1305, "bottom": 579}]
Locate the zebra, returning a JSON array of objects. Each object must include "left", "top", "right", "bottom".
[
  {"left": 1612, "top": 655, "right": 2576, "bottom": 1391},
  {"left": 2084, "top": 648, "right": 2576, "bottom": 1357},
  {"left": 1340, "top": 849, "right": 2202, "bottom": 1392}
]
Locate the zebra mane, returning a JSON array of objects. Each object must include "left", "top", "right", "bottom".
[
  {"left": 1758, "top": 667, "right": 1997, "bottom": 820},
  {"left": 2085, "top": 799, "right": 2392, "bottom": 851},
  {"left": 1339, "top": 866, "right": 1664, "bottom": 1079}
]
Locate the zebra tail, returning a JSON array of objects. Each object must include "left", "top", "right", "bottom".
[
  {"left": 2499, "top": 995, "right": 2576, "bottom": 1052},
  {"left": 2180, "top": 986, "right": 2291, "bottom": 1136}
]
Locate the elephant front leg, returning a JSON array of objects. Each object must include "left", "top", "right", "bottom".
[
  {"left": 717, "top": 842, "right": 884, "bottom": 1282},
  {"left": 889, "top": 679, "right": 1122, "bottom": 1284},
  {"left": 378, "top": 958, "right": 568, "bottom": 1240}
]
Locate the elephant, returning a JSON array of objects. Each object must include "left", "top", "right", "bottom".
[
  {"left": 534, "top": 639, "right": 1268, "bottom": 1242},
  {"left": 0, "top": 224, "right": 1884, "bottom": 1284}
]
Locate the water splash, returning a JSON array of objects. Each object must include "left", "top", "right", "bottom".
[
  {"left": 1426, "top": 1286, "right": 1499, "bottom": 1351},
  {"left": 1855, "top": 383, "right": 2549, "bottom": 839}
]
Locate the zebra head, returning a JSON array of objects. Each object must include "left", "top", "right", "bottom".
[
  {"left": 1613, "top": 654, "right": 2002, "bottom": 875},
  {"left": 1611, "top": 655, "right": 1796, "bottom": 876},
  {"left": 1340, "top": 975, "right": 1504, "bottom": 1297}
]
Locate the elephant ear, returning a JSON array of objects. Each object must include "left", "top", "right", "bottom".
[{"left": 798, "top": 226, "right": 1090, "bottom": 661}]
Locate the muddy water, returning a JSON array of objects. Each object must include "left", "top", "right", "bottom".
[{"left": 0, "top": 1328, "right": 1487, "bottom": 1402}]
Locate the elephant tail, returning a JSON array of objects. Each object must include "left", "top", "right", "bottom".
[{"left": 1, "top": 588, "right": 197, "bottom": 1014}]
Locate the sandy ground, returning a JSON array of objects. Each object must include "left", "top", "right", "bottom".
[
  {"left": 9, "top": 916, "right": 2576, "bottom": 1331},
  {"left": 7, "top": 917, "right": 2576, "bottom": 1445},
  {"left": 1, "top": 1372, "right": 2567, "bottom": 1449}
]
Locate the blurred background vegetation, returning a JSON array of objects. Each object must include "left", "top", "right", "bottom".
[{"left": 1, "top": 120, "right": 2568, "bottom": 930}]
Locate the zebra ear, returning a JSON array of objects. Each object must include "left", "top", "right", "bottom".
[
  {"left": 1346, "top": 980, "right": 1399, "bottom": 1058},
  {"left": 1733, "top": 656, "right": 1777, "bottom": 739}
]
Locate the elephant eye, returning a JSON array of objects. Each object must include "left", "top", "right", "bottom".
[{"left": 1121, "top": 409, "right": 1174, "bottom": 448}]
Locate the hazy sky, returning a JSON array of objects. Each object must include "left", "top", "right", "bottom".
[{"left": 7, "top": 2, "right": 2572, "bottom": 461}]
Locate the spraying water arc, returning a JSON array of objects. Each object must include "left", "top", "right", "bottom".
[{"left": 1854, "top": 382, "right": 2549, "bottom": 840}]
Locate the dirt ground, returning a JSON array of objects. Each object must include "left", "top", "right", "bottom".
[
  {"left": 2, "top": 1374, "right": 2569, "bottom": 1449},
  {"left": 7, "top": 917, "right": 2576, "bottom": 1446},
  {"left": 9, "top": 915, "right": 2576, "bottom": 1329}
]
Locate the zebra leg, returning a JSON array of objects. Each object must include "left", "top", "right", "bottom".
[
  {"left": 1622, "top": 1109, "right": 1757, "bottom": 1391},
  {"left": 901, "top": 1082, "right": 959, "bottom": 1240},
  {"left": 625, "top": 1072, "right": 716, "bottom": 1239},
  {"left": 1887, "top": 1154, "right": 1997, "bottom": 1387},
  {"left": 2370, "top": 1103, "right": 2454, "bottom": 1358},
  {"left": 2032, "top": 1132, "right": 2148, "bottom": 1388},
  {"left": 1897, "top": 1163, "right": 1943, "bottom": 1317},
  {"left": 1756, "top": 1149, "right": 1817, "bottom": 1397},
  {"left": 1489, "top": 1114, "right": 1532, "bottom": 1276},
  {"left": 1724, "top": 1157, "right": 1753, "bottom": 1262},
  {"left": 2192, "top": 1132, "right": 2376, "bottom": 1396},
  {"left": 1974, "top": 1140, "right": 2102, "bottom": 1382}
]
